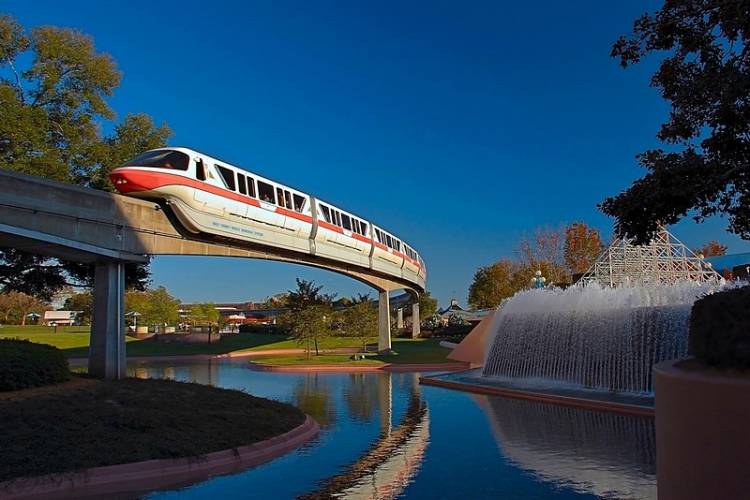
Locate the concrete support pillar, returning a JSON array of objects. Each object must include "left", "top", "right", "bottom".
[
  {"left": 89, "top": 261, "right": 125, "bottom": 379},
  {"left": 412, "top": 302, "right": 421, "bottom": 339},
  {"left": 396, "top": 308, "right": 404, "bottom": 329},
  {"left": 378, "top": 291, "right": 391, "bottom": 353}
]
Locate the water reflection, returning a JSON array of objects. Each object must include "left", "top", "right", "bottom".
[
  {"left": 292, "top": 374, "right": 337, "bottom": 427},
  {"left": 299, "top": 383, "right": 429, "bottom": 500},
  {"left": 477, "top": 395, "right": 657, "bottom": 499},
  {"left": 130, "top": 360, "right": 220, "bottom": 387},
  {"left": 127, "top": 360, "right": 656, "bottom": 499}
]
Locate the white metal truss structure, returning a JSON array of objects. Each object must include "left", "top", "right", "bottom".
[{"left": 578, "top": 227, "right": 723, "bottom": 287}]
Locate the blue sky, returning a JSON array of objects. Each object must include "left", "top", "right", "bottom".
[{"left": 6, "top": 1, "right": 750, "bottom": 306}]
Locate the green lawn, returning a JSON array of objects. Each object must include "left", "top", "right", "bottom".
[
  {"left": 0, "top": 326, "right": 458, "bottom": 364},
  {"left": 256, "top": 339, "right": 458, "bottom": 366}
]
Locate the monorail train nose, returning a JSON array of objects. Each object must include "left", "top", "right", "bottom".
[{"left": 109, "top": 167, "right": 154, "bottom": 194}]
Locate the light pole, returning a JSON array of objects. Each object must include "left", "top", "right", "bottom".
[{"left": 531, "top": 270, "right": 546, "bottom": 289}]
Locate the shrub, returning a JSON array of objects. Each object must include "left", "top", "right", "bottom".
[
  {"left": 0, "top": 339, "right": 71, "bottom": 391},
  {"left": 689, "top": 287, "right": 750, "bottom": 369},
  {"left": 238, "top": 323, "right": 288, "bottom": 335}
]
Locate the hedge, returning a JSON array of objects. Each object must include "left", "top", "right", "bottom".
[
  {"left": 0, "top": 339, "right": 71, "bottom": 391},
  {"left": 689, "top": 286, "right": 750, "bottom": 369}
]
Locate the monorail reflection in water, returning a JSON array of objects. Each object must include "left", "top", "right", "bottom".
[{"left": 130, "top": 360, "right": 655, "bottom": 499}]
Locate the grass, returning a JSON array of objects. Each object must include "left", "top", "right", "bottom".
[
  {"left": 0, "top": 377, "right": 305, "bottom": 482},
  {"left": 256, "top": 339, "right": 458, "bottom": 366},
  {"left": 0, "top": 326, "right": 458, "bottom": 365}
]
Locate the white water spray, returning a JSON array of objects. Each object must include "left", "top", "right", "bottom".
[{"left": 482, "top": 281, "right": 730, "bottom": 394}]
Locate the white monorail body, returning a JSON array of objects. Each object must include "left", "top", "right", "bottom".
[{"left": 110, "top": 147, "right": 426, "bottom": 289}]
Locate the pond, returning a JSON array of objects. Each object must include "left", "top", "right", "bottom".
[{"left": 129, "top": 359, "right": 656, "bottom": 500}]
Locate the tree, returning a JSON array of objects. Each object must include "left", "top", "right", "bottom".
[
  {"left": 696, "top": 240, "right": 728, "bottom": 258},
  {"left": 468, "top": 259, "right": 525, "bottom": 309},
  {"left": 564, "top": 222, "right": 603, "bottom": 275},
  {"left": 517, "top": 226, "right": 571, "bottom": 285},
  {"left": 601, "top": 1, "right": 750, "bottom": 243},
  {"left": 0, "top": 15, "right": 168, "bottom": 299},
  {"left": 286, "top": 304, "right": 331, "bottom": 357},
  {"left": 418, "top": 291, "right": 438, "bottom": 320},
  {"left": 185, "top": 302, "right": 219, "bottom": 326},
  {"left": 286, "top": 279, "right": 333, "bottom": 311},
  {"left": 0, "top": 291, "right": 47, "bottom": 325},
  {"left": 340, "top": 299, "right": 377, "bottom": 352},
  {"left": 63, "top": 291, "right": 93, "bottom": 324},
  {"left": 125, "top": 286, "right": 180, "bottom": 327}
]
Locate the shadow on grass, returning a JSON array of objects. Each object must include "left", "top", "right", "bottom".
[{"left": 63, "top": 332, "right": 291, "bottom": 358}]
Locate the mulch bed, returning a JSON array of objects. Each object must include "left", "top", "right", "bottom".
[{"left": 0, "top": 377, "right": 305, "bottom": 482}]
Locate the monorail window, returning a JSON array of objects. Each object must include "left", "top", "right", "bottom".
[
  {"left": 196, "top": 159, "right": 206, "bottom": 181},
  {"left": 258, "top": 181, "right": 275, "bottom": 203},
  {"left": 293, "top": 194, "right": 305, "bottom": 212},
  {"left": 216, "top": 165, "right": 236, "bottom": 191},
  {"left": 284, "top": 190, "right": 293, "bottom": 209},
  {"left": 237, "top": 174, "right": 247, "bottom": 195},
  {"left": 335, "top": 211, "right": 342, "bottom": 227},
  {"left": 386, "top": 235, "right": 393, "bottom": 248},
  {"left": 246, "top": 176, "right": 256, "bottom": 197},
  {"left": 361, "top": 222, "right": 368, "bottom": 236},
  {"left": 341, "top": 214, "right": 352, "bottom": 231},
  {"left": 320, "top": 205, "right": 331, "bottom": 223},
  {"left": 353, "top": 220, "right": 360, "bottom": 234},
  {"left": 375, "top": 228, "right": 382, "bottom": 243},
  {"left": 125, "top": 150, "right": 189, "bottom": 170}
]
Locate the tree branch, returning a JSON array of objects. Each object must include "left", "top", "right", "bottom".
[{"left": 5, "top": 57, "right": 24, "bottom": 102}]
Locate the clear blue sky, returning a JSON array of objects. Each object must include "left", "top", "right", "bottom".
[{"left": 7, "top": 1, "right": 750, "bottom": 306}]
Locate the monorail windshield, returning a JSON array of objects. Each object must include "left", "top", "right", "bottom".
[{"left": 124, "top": 150, "right": 190, "bottom": 171}]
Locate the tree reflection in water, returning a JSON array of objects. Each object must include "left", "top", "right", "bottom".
[
  {"left": 291, "top": 374, "right": 336, "bottom": 428},
  {"left": 344, "top": 373, "right": 380, "bottom": 423},
  {"left": 477, "top": 395, "right": 656, "bottom": 499}
]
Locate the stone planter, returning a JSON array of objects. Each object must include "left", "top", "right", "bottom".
[{"left": 655, "top": 358, "right": 750, "bottom": 500}]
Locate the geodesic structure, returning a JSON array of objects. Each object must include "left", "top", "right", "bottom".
[{"left": 577, "top": 227, "right": 723, "bottom": 287}]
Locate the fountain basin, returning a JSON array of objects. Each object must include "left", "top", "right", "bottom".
[{"left": 655, "top": 358, "right": 750, "bottom": 500}]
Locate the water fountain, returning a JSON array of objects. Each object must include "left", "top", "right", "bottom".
[{"left": 481, "top": 281, "right": 725, "bottom": 395}]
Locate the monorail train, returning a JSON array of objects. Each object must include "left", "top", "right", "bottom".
[{"left": 110, "top": 147, "right": 426, "bottom": 288}]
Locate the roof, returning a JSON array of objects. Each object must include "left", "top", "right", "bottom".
[{"left": 705, "top": 252, "right": 750, "bottom": 272}]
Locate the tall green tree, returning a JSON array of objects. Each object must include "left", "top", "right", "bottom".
[
  {"left": 286, "top": 278, "right": 334, "bottom": 311},
  {"left": 601, "top": 1, "right": 750, "bottom": 243},
  {"left": 417, "top": 290, "right": 438, "bottom": 320},
  {"left": 340, "top": 299, "right": 377, "bottom": 352},
  {"left": 286, "top": 304, "right": 331, "bottom": 357},
  {"left": 0, "top": 14, "right": 169, "bottom": 298},
  {"left": 63, "top": 291, "right": 93, "bottom": 324},
  {"left": 125, "top": 286, "right": 180, "bottom": 326},
  {"left": 185, "top": 302, "right": 219, "bottom": 326}
]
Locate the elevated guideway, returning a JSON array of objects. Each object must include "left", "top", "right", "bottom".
[{"left": 0, "top": 170, "right": 423, "bottom": 378}]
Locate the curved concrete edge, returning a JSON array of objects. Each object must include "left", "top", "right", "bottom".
[
  {"left": 419, "top": 377, "right": 655, "bottom": 417},
  {"left": 655, "top": 358, "right": 750, "bottom": 500},
  {"left": 0, "top": 415, "right": 319, "bottom": 500},
  {"left": 248, "top": 362, "right": 469, "bottom": 373}
]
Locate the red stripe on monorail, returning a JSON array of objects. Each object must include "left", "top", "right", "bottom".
[
  {"left": 110, "top": 168, "right": 264, "bottom": 209},
  {"left": 111, "top": 168, "right": 413, "bottom": 258}
]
